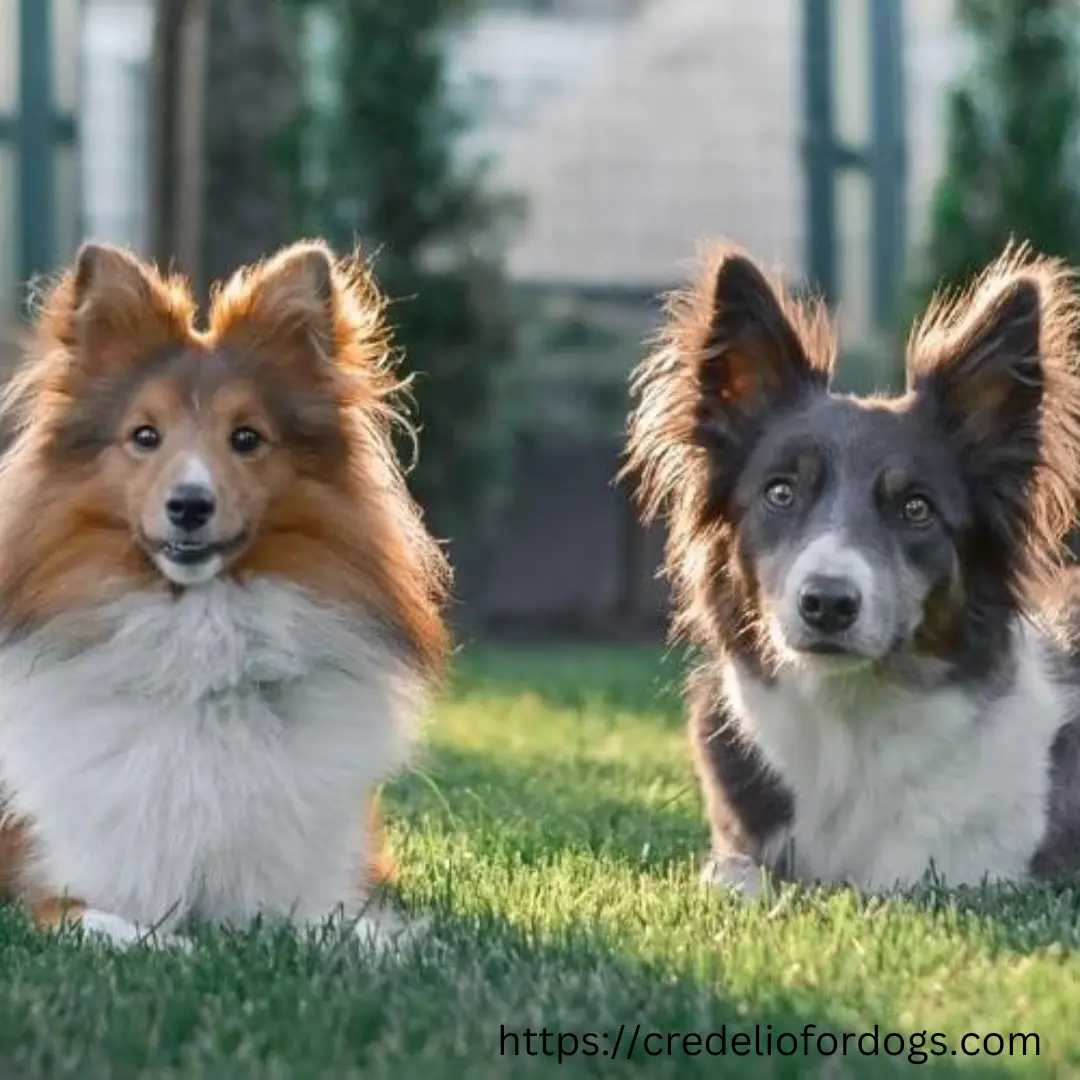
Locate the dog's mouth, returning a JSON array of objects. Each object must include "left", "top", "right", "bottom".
[
  {"left": 799, "top": 641, "right": 854, "bottom": 657},
  {"left": 784, "top": 642, "right": 880, "bottom": 681},
  {"left": 142, "top": 533, "right": 248, "bottom": 566},
  {"left": 779, "top": 637, "right": 881, "bottom": 671}
]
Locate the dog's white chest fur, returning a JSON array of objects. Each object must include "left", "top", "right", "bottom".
[
  {"left": 0, "top": 580, "right": 418, "bottom": 931},
  {"left": 722, "top": 629, "right": 1067, "bottom": 890}
]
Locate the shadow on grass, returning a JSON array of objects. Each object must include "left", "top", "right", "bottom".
[
  {"left": 0, "top": 900, "right": 1033, "bottom": 1079},
  {"left": 380, "top": 903, "right": 1036, "bottom": 1079}
]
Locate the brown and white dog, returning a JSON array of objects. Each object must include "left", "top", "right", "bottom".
[
  {"left": 0, "top": 240, "right": 449, "bottom": 946},
  {"left": 624, "top": 242, "right": 1080, "bottom": 896}
]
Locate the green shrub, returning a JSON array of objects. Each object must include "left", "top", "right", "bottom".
[
  {"left": 919, "top": 0, "right": 1080, "bottom": 297},
  {"left": 282, "top": 0, "right": 519, "bottom": 547}
]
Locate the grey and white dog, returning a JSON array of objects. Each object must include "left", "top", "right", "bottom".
[{"left": 624, "top": 242, "right": 1080, "bottom": 895}]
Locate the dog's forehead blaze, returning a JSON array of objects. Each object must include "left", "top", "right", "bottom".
[
  {"left": 759, "top": 396, "right": 947, "bottom": 480},
  {"left": 122, "top": 372, "right": 187, "bottom": 419},
  {"left": 122, "top": 354, "right": 276, "bottom": 430}
]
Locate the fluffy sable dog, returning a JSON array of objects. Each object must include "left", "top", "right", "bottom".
[
  {"left": 623, "top": 241, "right": 1080, "bottom": 895},
  {"left": 0, "top": 239, "right": 449, "bottom": 946}
]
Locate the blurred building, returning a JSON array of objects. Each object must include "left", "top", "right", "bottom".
[
  {"left": 0, "top": 1, "right": 965, "bottom": 329},
  {"left": 445, "top": 0, "right": 966, "bottom": 632},
  {"left": 459, "top": 0, "right": 963, "bottom": 372}
]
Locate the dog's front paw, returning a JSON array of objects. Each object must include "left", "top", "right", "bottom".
[
  {"left": 701, "top": 852, "right": 773, "bottom": 899},
  {"left": 349, "top": 906, "right": 429, "bottom": 957},
  {"left": 79, "top": 909, "right": 146, "bottom": 947},
  {"left": 79, "top": 909, "right": 191, "bottom": 951}
]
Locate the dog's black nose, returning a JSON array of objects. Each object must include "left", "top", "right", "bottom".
[
  {"left": 797, "top": 575, "right": 861, "bottom": 634},
  {"left": 166, "top": 483, "right": 216, "bottom": 532}
]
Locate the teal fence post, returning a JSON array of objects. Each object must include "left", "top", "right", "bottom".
[
  {"left": 18, "top": 0, "right": 55, "bottom": 290},
  {"left": 802, "top": 0, "right": 837, "bottom": 304},
  {"left": 869, "top": 0, "right": 906, "bottom": 332}
]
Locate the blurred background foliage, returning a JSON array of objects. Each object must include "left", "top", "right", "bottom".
[
  {"left": 277, "top": 0, "right": 521, "bottom": 550},
  {"left": 919, "top": 0, "right": 1080, "bottom": 299}
]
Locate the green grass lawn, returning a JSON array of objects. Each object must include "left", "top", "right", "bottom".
[{"left": 3, "top": 645, "right": 1080, "bottom": 1078}]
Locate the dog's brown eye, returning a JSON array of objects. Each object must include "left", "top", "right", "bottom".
[
  {"left": 230, "top": 427, "right": 263, "bottom": 455},
  {"left": 902, "top": 495, "right": 933, "bottom": 525},
  {"left": 130, "top": 425, "right": 160, "bottom": 452},
  {"left": 763, "top": 479, "right": 795, "bottom": 509}
]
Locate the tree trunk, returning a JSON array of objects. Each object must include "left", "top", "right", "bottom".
[
  {"left": 149, "top": 0, "right": 298, "bottom": 298},
  {"left": 147, "top": 0, "right": 208, "bottom": 278},
  {"left": 200, "top": 0, "right": 300, "bottom": 296}
]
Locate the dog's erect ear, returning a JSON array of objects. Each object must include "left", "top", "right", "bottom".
[
  {"left": 211, "top": 240, "right": 340, "bottom": 365},
  {"left": 908, "top": 246, "right": 1080, "bottom": 566},
  {"left": 41, "top": 242, "right": 190, "bottom": 372},
  {"left": 623, "top": 245, "right": 834, "bottom": 523},
  {"left": 910, "top": 271, "right": 1044, "bottom": 454},
  {"left": 697, "top": 253, "right": 828, "bottom": 434}
]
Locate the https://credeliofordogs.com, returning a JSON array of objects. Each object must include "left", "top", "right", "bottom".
[{"left": 498, "top": 1022, "right": 1041, "bottom": 1065}]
